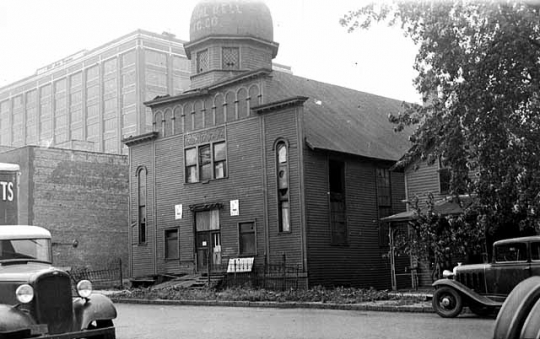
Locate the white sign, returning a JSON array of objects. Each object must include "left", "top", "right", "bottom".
[
  {"left": 230, "top": 199, "right": 239, "bottom": 216},
  {"left": 175, "top": 204, "right": 183, "bottom": 220},
  {"left": 227, "top": 257, "right": 254, "bottom": 273}
]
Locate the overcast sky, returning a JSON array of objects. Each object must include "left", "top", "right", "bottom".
[{"left": 0, "top": 0, "right": 421, "bottom": 103}]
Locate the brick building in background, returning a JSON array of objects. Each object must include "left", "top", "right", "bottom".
[
  {"left": 123, "top": 0, "right": 411, "bottom": 289},
  {"left": 0, "top": 146, "right": 128, "bottom": 273}
]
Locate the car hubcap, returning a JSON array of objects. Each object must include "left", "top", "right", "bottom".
[{"left": 441, "top": 297, "right": 452, "bottom": 308}]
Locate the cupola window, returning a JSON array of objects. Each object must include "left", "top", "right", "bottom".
[
  {"left": 222, "top": 47, "right": 239, "bottom": 70},
  {"left": 196, "top": 49, "right": 208, "bottom": 74}
]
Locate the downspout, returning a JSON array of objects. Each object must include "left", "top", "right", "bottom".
[
  {"left": 297, "top": 105, "right": 308, "bottom": 280},
  {"left": 153, "top": 140, "right": 157, "bottom": 276},
  {"left": 128, "top": 153, "right": 133, "bottom": 279},
  {"left": 261, "top": 114, "right": 270, "bottom": 265}
]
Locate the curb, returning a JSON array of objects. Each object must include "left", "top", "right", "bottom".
[{"left": 108, "top": 297, "right": 435, "bottom": 313}]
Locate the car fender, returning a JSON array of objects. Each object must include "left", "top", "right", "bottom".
[
  {"left": 433, "top": 279, "right": 502, "bottom": 307},
  {"left": 72, "top": 293, "right": 117, "bottom": 330},
  {"left": 0, "top": 304, "right": 36, "bottom": 335}
]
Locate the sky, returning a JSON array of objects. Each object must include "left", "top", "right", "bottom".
[{"left": 0, "top": 0, "right": 421, "bottom": 103}]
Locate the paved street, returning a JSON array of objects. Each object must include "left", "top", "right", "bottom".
[{"left": 113, "top": 303, "right": 495, "bottom": 339}]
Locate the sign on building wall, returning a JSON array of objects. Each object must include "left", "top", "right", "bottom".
[
  {"left": 230, "top": 199, "right": 239, "bottom": 216},
  {"left": 175, "top": 204, "right": 183, "bottom": 220}
]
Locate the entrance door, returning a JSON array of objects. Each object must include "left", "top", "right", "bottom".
[{"left": 196, "top": 231, "right": 221, "bottom": 271}]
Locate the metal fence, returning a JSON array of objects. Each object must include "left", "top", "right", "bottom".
[
  {"left": 69, "top": 258, "right": 123, "bottom": 289},
  {"left": 214, "top": 261, "right": 301, "bottom": 291}
]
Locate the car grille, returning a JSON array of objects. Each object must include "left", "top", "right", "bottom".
[
  {"left": 33, "top": 270, "right": 73, "bottom": 334},
  {"left": 456, "top": 271, "right": 486, "bottom": 293}
]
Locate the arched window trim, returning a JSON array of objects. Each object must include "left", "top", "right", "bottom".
[
  {"left": 136, "top": 166, "right": 148, "bottom": 245},
  {"left": 275, "top": 139, "right": 291, "bottom": 233}
]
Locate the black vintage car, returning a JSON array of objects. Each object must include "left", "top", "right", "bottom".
[
  {"left": 432, "top": 235, "right": 540, "bottom": 318},
  {"left": 0, "top": 225, "right": 117, "bottom": 338}
]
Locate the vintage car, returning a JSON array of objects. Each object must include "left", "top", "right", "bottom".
[
  {"left": 432, "top": 235, "right": 540, "bottom": 318},
  {"left": 0, "top": 225, "right": 117, "bottom": 338}
]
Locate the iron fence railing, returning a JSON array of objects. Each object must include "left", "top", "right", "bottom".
[
  {"left": 69, "top": 258, "right": 123, "bottom": 289},
  {"left": 208, "top": 261, "right": 301, "bottom": 290}
]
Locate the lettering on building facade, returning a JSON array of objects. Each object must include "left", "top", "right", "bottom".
[
  {"left": 184, "top": 127, "right": 226, "bottom": 147},
  {"left": 191, "top": 2, "right": 243, "bottom": 34},
  {"left": 0, "top": 181, "right": 14, "bottom": 202}
]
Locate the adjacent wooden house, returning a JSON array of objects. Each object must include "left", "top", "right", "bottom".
[{"left": 122, "top": 0, "right": 411, "bottom": 289}]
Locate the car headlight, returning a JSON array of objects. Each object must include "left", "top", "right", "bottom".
[
  {"left": 77, "top": 280, "right": 93, "bottom": 298},
  {"left": 442, "top": 269, "right": 454, "bottom": 278},
  {"left": 16, "top": 284, "right": 34, "bottom": 303}
]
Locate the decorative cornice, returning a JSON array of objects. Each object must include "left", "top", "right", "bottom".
[
  {"left": 184, "top": 35, "right": 279, "bottom": 59},
  {"left": 144, "top": 68, "right": 272, "bottom": 107},
  {"left": 252, "top": 96, "right": 309, "bottom": 114},
  {"left": 189, "top": 202, "right": 223, "bottom": 212},
  {"left": 122, "top": 132, "right": 158, "bottom": 147}
]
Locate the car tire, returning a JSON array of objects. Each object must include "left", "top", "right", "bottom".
[{"left": 432, "top": 286, "right": 463, "bottom": 318}]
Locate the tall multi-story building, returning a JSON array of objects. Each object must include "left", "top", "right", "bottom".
[{"left": 0, "top": 30, "right": 191, "bottom": 154}]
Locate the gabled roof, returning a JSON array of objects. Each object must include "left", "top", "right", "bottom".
[{"left": 270, "top": 71, "right": 412, "bottom": 161}]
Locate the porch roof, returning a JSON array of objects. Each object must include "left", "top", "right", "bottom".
[{"left": 381, "top": 195, "right": 475, "bottom": 222}]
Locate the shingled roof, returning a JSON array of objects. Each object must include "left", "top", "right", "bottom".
[{"left": 270, "top": 71, "right": 412, "bottom": 162}]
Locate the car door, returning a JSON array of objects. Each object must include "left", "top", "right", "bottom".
[
  {"left": 490, "top": 241, "right": 530, "bottom": 296},
  {"left": 529, "top": 241, "right": 540, "bottom": 277}
]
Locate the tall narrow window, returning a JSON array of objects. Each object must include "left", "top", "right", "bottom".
[
  {"left": 276, "top": 142, "right": 290, "bottom": 232},
  {"left": 199, "top": 144, "right": 212, "bottom": 181},
  {"left": 329, "top": 160, "right": 347, "bottom": 245},
  {"left": 185, "top": 147, "right": 198, "bottom": 183},
  {"left": 165, "top": 229, "right": 179, "bottom": 259},
  {"left": 239, "top": 222, "right": 256, "bottom": 255},
  {"left": 376, "top": 168, "right": 392, "bottom": 247},
  {"left": 137, "top": 167, "right": 147, "bottom": 244},
  {"left": 214, "top": 142, "right": 227, "bottom": 179},
  {"left": 196, "top": 49, "right": 208, "bottom": 74}
]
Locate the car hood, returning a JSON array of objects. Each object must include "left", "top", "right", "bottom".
[
  {"left": 455, "top": 263, "right": 490, "bottom": 273},
  {"left": 0, "top": 262, "right": 55, "bottom": 282}
]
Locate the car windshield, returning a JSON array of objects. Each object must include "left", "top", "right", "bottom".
[{"left": 0, "top": 239, "right": 52, "bottom": 262}]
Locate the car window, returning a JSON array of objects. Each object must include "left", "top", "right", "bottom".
[
  {"left": 531, "top": 242, "right": 540, "bottom": 261},
  {"left": 0, "top": 239, "right": 51, "bottom": 262},
  {"left": 495, "top": 242, "right": 528, "bottom": 263}
]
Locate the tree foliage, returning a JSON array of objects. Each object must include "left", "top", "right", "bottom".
[{"left": 341, "top": 1, "right": 540, "bottom": 265}]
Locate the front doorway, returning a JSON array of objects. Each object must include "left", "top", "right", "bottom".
[
  {"left": 196, "top": 231, "right": 222, "bottom": 271},
  {"left": 194, "top": 208, "right": 222, "bottom": 272}
]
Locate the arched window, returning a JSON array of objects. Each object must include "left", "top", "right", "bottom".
[
  {"left": 137, "top": 167, "right": 147, "bottom": 244},
  {"left": 276, "top": 141, "right": 290, "bottom": 232}
]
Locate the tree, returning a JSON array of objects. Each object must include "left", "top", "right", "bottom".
[{"left": 341, "top": 1, "right": 540, "bottom": 266}]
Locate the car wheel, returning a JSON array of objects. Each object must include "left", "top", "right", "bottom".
[
  {"left": 88, "top": 320, "right": 115, "bottom": 339},
  {"left": 432, "top": 286, "right": 463, "bottom": 318}
]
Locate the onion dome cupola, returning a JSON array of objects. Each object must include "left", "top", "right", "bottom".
[{"left": 185, "top": 0, "right": 279, "bottom": 89}]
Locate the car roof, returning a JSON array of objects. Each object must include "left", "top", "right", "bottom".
[
  {"left": 0, "top": 225, "right": 51, "bottom": 240},
  {"left": 494, "top": 236, "right": 540, "bottom": 246}
]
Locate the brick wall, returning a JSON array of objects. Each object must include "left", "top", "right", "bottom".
[{"left": 0, "top": 146, "right": 129, "bottom": 275}]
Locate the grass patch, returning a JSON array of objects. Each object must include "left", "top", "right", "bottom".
[{"left": 110, "top": 286, "right": 425, "bottom": 305}]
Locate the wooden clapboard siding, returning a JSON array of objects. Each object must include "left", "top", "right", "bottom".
[
  {"left": 129, "top": 143, "right": 156, "bottom": 278},
  {"left": 263, "top": 106, "right": 303, "bottom": 266},
  {"left": 405, "top": 160, "right": 444, "bottom": 204},
  {"left": 304, "top": 150, "right": 400, "bottom": 289}
]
